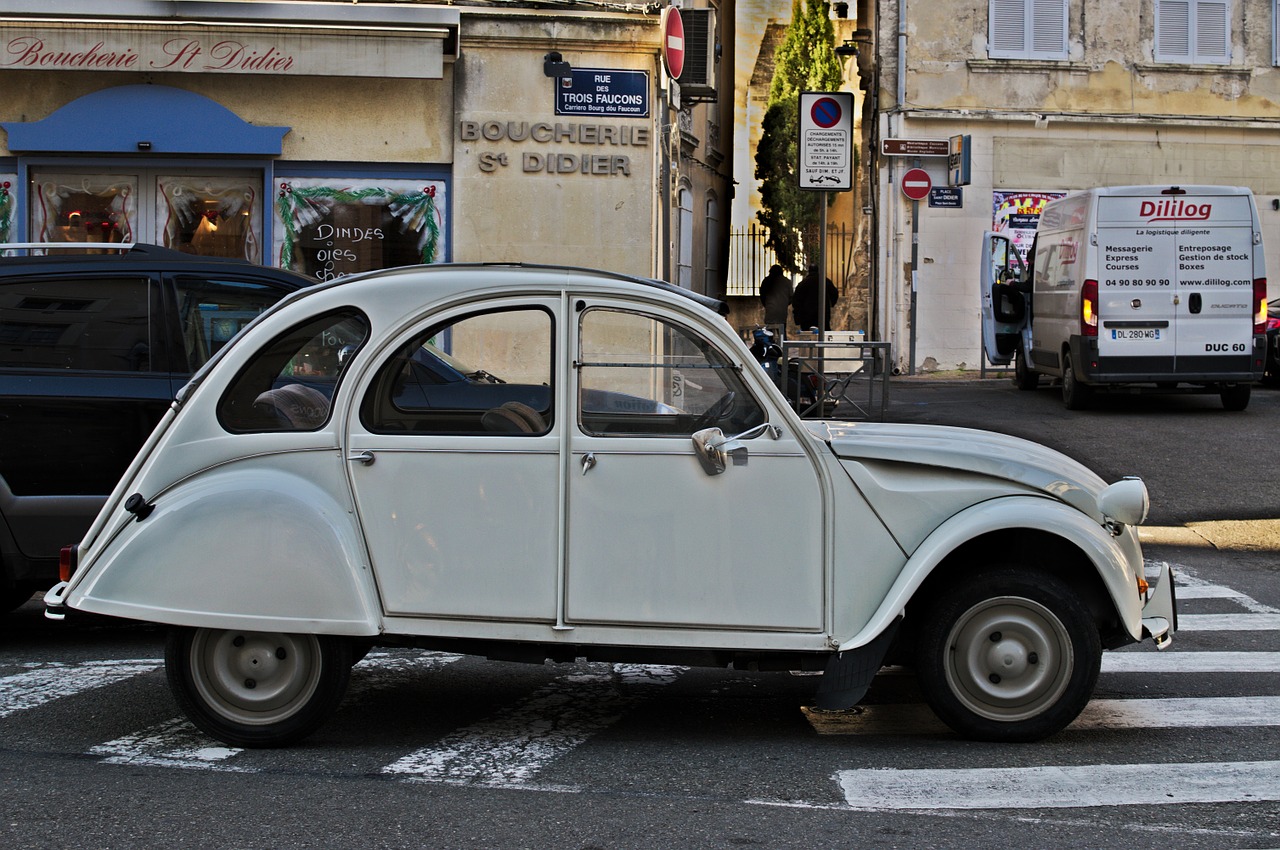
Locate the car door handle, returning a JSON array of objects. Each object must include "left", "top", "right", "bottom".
[
  {"left": 347, "top": 450, "right": 375, "bottom": 466},
  {"left": 581, "top": 452, "right": 597, "bottom": 475}
]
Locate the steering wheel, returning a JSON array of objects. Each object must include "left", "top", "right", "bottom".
[{"left": 692, "top": 391, "right": 737, "bottom": 431}]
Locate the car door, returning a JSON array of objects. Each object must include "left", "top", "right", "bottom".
[
  {"left": 1094, "top": 195, "right": 1178, "bottom": 369},
  {"left": 565, "top": 301, "right": 826, "bottom": 632},
  {"left": 980, "top": 231, "right": 1028, "bottom": 366},
  {"left": 346, "top": 299, "right": 562, "bottom": 623}
]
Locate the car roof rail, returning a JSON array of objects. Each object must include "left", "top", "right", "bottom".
[{"left": 1, "top": 242, "right": 197, "bottom": 259}]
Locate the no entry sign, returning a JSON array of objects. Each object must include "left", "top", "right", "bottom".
[
  {"left": 661, "top": 6, "right": 684, "bottom": 80},
  {"left": 798, "top": 91, "right": 854, "bottom": 191},
  {"left": 901, "top": 167, "right": 932, "bottom": 201}
]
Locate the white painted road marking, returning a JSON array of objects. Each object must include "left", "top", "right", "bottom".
[
  {"left": 91, "top": 717, "right": 248, "bottom": 771},
  {"left": 805, "top": 695, "right": 1280, "bottom": 736},
  {"left": 834, "top": 761, "right": 1280, "bottom": 810},
  {"left": 0, "top": 659, "right": 161, "bottom": 718},
  {"left": 1178, "top": 614, "right": 1280, "bottom": 631},
  {"left": 1102, "top": 651, "right": 1280, "bottom": 673},
  {"left": 382, "top": 663, "right": 684, "bottom": 788}
]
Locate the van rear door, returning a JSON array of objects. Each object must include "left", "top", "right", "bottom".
[
  {"left": 1169, "top": 192, "right": 1256, "bottom": 376},
  {"left": 1095, "top": 195, "right": 1178, "bottom": 374}
]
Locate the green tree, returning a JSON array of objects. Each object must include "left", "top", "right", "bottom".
[{"left": 754, "top": 0, "right": 843, "bottom": 272}]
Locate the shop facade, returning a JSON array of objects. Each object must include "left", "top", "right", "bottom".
[{"left": 1, "top": 0, "right": 732, "bottom": 294}]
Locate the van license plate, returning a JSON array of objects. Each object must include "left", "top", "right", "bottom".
[{"left": 1112, "top": 328, "right": 1160, "bottom": 340}]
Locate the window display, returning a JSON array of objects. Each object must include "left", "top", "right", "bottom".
[{"left": 274, "top": 177, "right": 447, "bottom": 282}]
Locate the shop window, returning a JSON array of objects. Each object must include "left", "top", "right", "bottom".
[
  {"left": 157, "top": 176, "right": 262, "bottom": 261},
  {"left": 0, "top": 174, "right": 15, "bottom": 249},
  {"left": 361, "top": 307, "right": 553, "bottom": 435},
  {"left": 0, "top": 277, "right": 158, "bottom": 372},
  {"left": 577, "top": 308, "right": 765, "bottom": 437},
  {"left": 217, "top": 308, "right": 369, "bottom": 432},
  {"left": 274, "top": 176, "right": 447, "bottom": 282},
  {"left": 704, "top": 193, "right": 721, "bottom": 294},
  {"left": 29, "top": 174, "right": 137, "bottom": 250}
]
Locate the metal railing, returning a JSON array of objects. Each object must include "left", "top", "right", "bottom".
[{"left": 778, "top": 337, "right": 891, "bottom": 421}]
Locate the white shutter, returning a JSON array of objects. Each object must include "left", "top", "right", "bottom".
[
  {"left": 1156, "top": 0, "right": 1231, "bottom": 64},
  {"left": 1195, "top": 0, "right": 1230, "bottom": 62},
  {"left": 989, "top": 0, "right": 1067, "bottom": 59},
  {"left": 990, "top": 0, "right": 1029, "bottom": 56},
  {"left": 1030, "top": 0, "right": 1068, "bottom": 56}
]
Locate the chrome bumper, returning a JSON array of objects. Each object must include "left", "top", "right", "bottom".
[
  {"left": 43, "top": 581, "right": 69, "bottom": 621},
  {"left": 1140, "top": 562, "right": 1177, "bottom": 649}
]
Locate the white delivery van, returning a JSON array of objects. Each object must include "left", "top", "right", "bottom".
[{"left": 981, "top": 185, "right": 1269, "bottom": 410}]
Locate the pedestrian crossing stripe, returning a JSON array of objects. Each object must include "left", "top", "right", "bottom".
[{"left": 831, "top": 761, "right": 1280, "bottom": 810}]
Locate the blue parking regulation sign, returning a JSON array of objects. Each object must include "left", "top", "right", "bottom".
[
  {"left": 555, "top": 68, "right": 650, "bottom": 118},
  {"left": 798, "top": 91, "right": 853, "bottom": 191}
]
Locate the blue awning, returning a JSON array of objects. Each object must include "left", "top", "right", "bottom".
[{"left": 1, "top": 84, "right": 289, "bottom": 155}]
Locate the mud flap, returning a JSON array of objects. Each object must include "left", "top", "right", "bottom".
[{"left": 813, "top": 617, "right": 901, "bottom": 710}]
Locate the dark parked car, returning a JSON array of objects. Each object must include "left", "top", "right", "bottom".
[
  {"left": 0, "top": 243, "right": 313, "bottom": 610},
  {"left": 1265, "top": 298, "right": 1280, "bottom": 387}
]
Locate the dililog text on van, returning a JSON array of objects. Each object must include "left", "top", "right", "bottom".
[{"left": 981, "top": 185, "right": 1269, "bottom": 410}]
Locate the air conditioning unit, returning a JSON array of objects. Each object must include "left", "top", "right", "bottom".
[{"left": 679, "top": 8, "right": 718, "bottom": 102}]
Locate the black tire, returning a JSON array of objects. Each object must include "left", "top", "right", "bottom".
[
  {"left": 1061, "top": 351, "right": 1091, "bottom": 410},
  {"left": 166, "top": 627, "right": 352, "bottom": 748},
  {"left": 915, "top": 569, "right": 1102, "bottom": 742},
  {"left": 1220, "top": 383, "right": 1251, "bottom": 411},
  {"left": 1014, "top": 348, "right": 1040, "bottom": 391}
]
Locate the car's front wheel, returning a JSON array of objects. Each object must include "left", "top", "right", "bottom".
[
  {"left": 166, "top": 627, "right": 352, "bottom": 747},
  {"left": 915, "top": 569, "right": 1101, "bottom": 742}
]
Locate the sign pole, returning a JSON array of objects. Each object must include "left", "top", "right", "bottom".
[
  {"left": 910, "top": 196, "right": 919, "bottom": 375},
  {"left": 818, "top": 192, "right": 828, "bottom": 378}
]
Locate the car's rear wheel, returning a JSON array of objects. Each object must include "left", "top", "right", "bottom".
[
  {"left": 1220, "top": 383, "right": 1251, "bottom": 411},
  {"left": 915, "top": 569, "right": 1101, "bottom": 742},
  {"left": 166, "top": 627, "right": 351, "bottom": 747},
  {"left": 1061, "top": 351, "right": 1091, "bottom": 410}
]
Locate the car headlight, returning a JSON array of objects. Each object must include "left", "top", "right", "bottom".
[{"left": 1097, "top": 476, "right": 1149, "bottom": 529}]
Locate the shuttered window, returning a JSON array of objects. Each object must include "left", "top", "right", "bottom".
[
  {"left": 989, "top": 0, "right": 1068, "bottom": 60},
  {"left": 1154, "top": 0, "right": 1231, "bottom": 64}
]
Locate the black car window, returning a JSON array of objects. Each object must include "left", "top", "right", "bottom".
[
  {"left": 577, "top": 308, "right": 765, "bottom": 437},
  {"left": 0, "top": 275, "right": 161, "bottom": 372},
  {"left": 361, "top": 306, "right": 553, "bottom": 435},
  {"left": 217, "top": 308, "right": 368, "bottom": 432},
  {"left": 172, "top": 276, "right": 294, "bottom": 371}
]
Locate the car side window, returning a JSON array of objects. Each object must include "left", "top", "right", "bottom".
[
  {"left": 217, "top": 308, "right": 368, "bottom": 432},
  {"left": 361, "top": 306, "right": 554, "bottom": 435},
  {"left": 172, "top": 276, "right": 293, "bottom": 371},
  {"left": 0, "top": 276, "right": 161, "bottom": 372},
  {"left": 577, "top": 308, "right": 765, "bottom": 437}
]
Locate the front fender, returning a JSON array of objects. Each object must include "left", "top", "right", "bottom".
[
  {"left": 66, "top": 454, "right": 379, "bottom": 635},
  {"left": 836, "top": 495, "right": 1144, "bottom": 652}
]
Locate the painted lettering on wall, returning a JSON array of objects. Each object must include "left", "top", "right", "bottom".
[{"left": 459, "top": 120, "right": 650, "bottom": 178}]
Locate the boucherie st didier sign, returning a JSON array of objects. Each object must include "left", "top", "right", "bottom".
[{"left": 0, "top": 23, "right": 447, "bottom": 78}]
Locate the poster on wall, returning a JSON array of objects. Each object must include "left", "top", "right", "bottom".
[
  {"left": 273, "top": 177, "right": 448, "bottom": 282},
  {"left": 0, "top": 175, "right": 14, "bottom": 251},
  {"left": 992, "top": 190, "right": 1067, "bottom": 262}
]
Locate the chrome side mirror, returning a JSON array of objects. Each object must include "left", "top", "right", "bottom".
[{"left": 691, "top": 423, "right": 780, "bottom": 476}]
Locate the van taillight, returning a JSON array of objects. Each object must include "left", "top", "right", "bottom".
[
  {"left": 59, "top": 545, "right": 78, "bottom": 582},
  {"left": 1255, "top": 279, "right": 1268, "bottom": 334},
  {"left": 1081, "top": 279, "right": 1099, "bottom": 336}
]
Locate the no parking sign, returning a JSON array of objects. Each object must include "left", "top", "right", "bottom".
[{"left": 798, "top": 91, "right": 853, "bottom": 192}]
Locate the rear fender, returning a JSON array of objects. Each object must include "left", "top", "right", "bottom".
[
  {"left": 836, "top": 496, "right": 1143, "bottom": 652},
  {"left": 66, "top": 454, "right": 379, "bottom": 635}
]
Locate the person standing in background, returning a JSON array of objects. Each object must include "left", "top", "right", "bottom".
[
  {"left": 759, "top": 264, "right": 792, "bottom": 339},
  {"left": 791, "top": 264, "right": 838, "bottom": 331}
]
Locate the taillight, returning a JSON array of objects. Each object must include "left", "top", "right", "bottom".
[
  {"left": 1081, "top": 279, "right": 1099, "bottom": 336},
  {"left": 1255, "top": 279, "right": 1268, "bottom": 334},
  {"left": 59, "top": 545, "right": 78, "bottom": 582}
]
